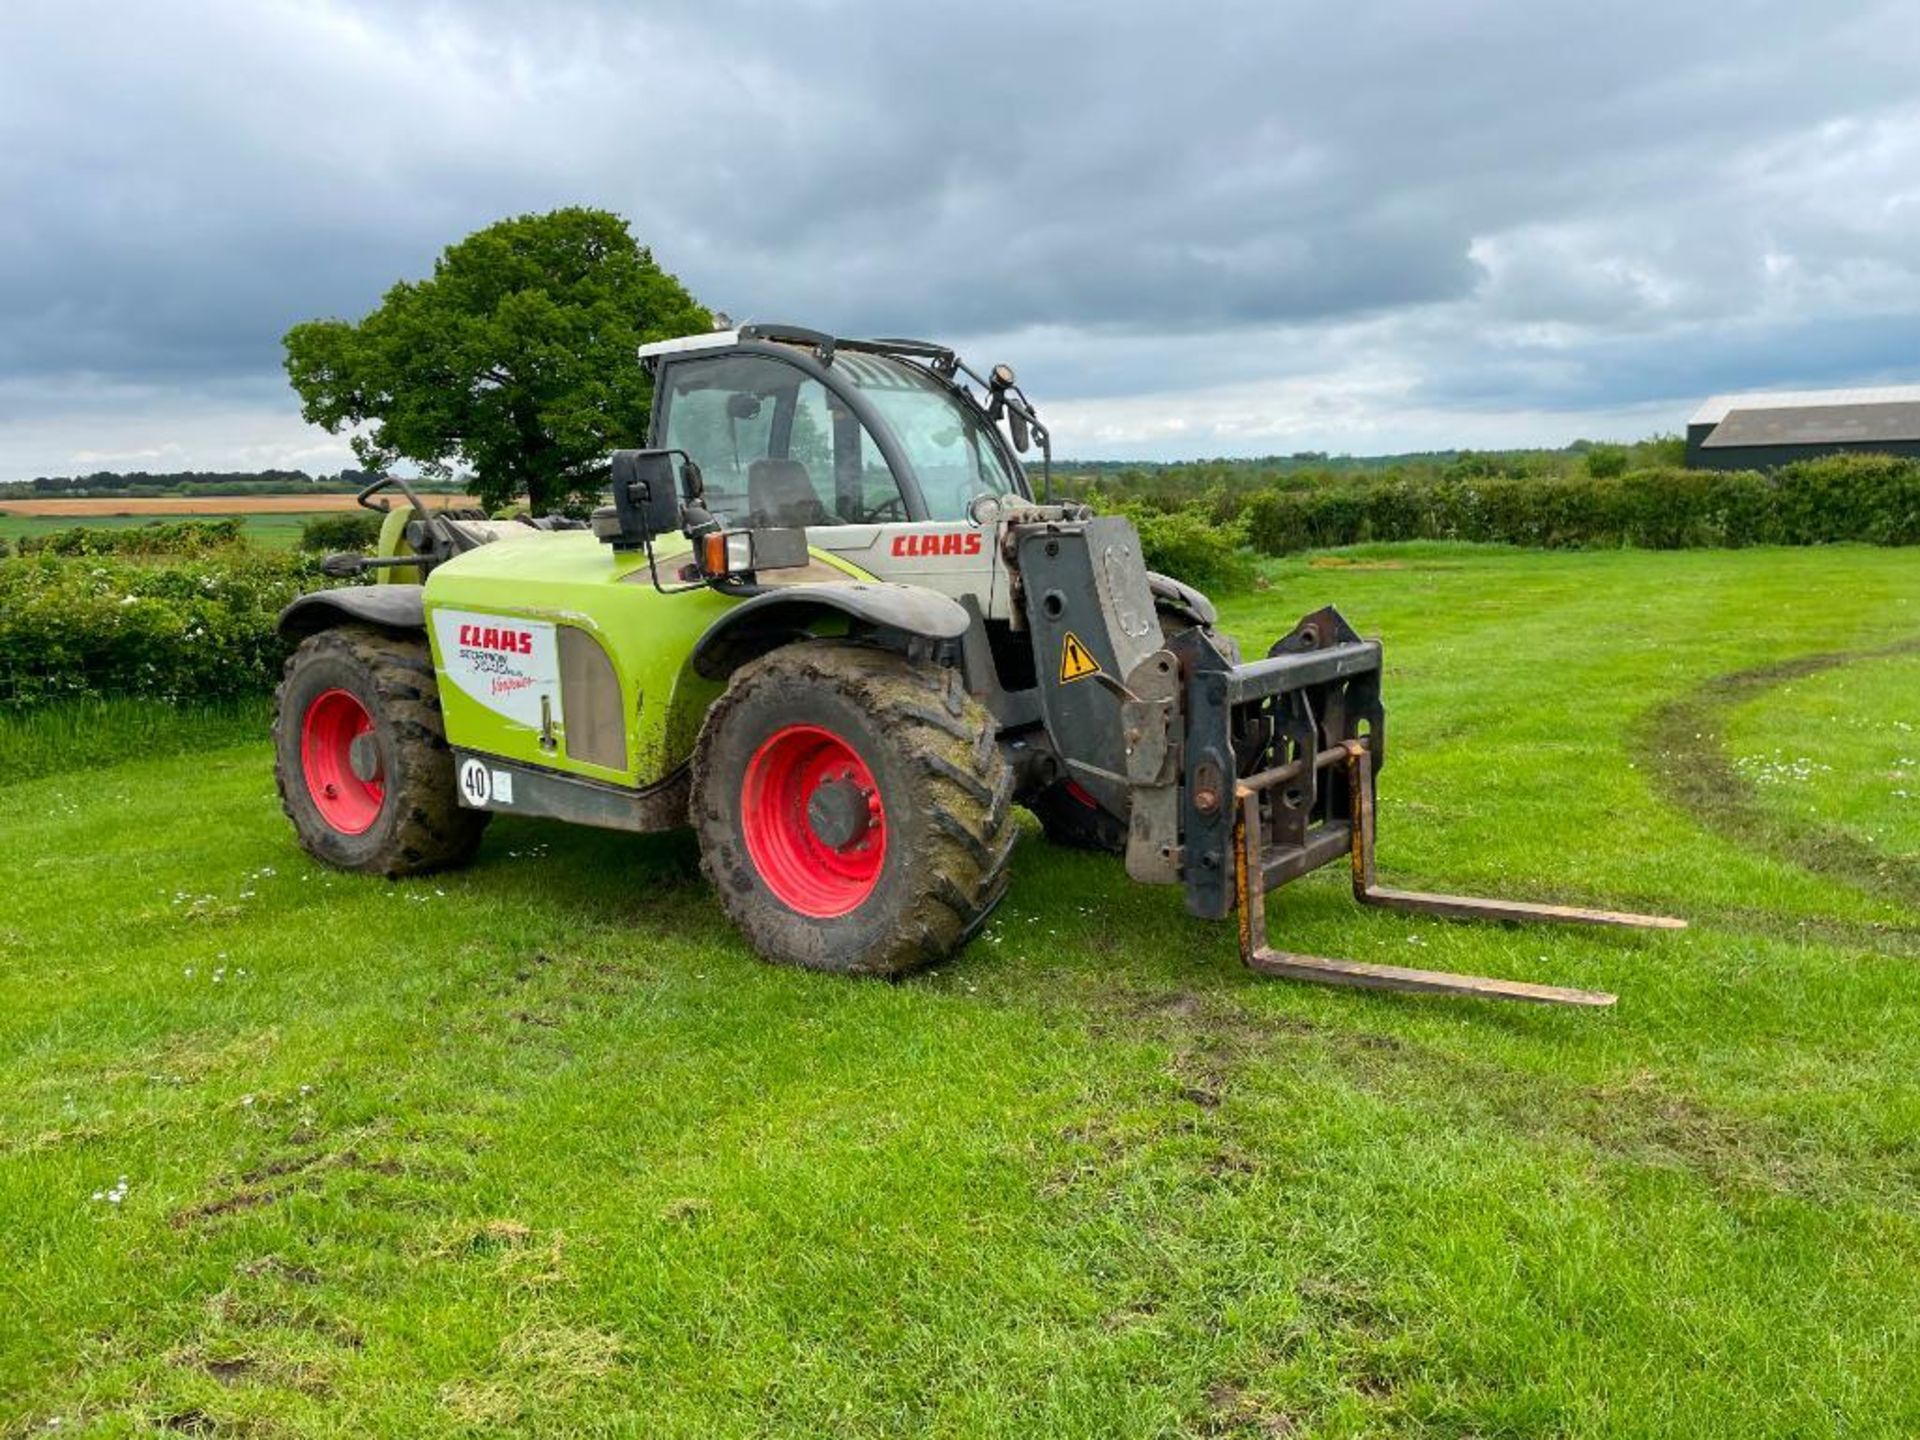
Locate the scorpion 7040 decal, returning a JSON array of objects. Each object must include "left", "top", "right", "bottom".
[{"left": 431, "top": 608, "right": 563, "bottom": 731}]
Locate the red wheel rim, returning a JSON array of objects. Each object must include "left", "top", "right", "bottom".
[
  {"left": 301, "top": 688, "right": 384, "bottom": 835},
  {"left": 740, "top": 724, "right": 887, "bottom": 918}
]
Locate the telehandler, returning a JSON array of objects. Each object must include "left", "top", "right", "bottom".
[{"left": 275, "top": 323, "right": 1679, "bottom": 1005}]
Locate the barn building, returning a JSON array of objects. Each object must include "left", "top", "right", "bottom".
[{"left": 1687, "top": 385, "right": 1920, "bottom": 469}]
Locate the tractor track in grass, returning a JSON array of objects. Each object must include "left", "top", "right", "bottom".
[
  {"left": 1637, "top": 639, "right": 1920, "bottom": 917},
  {"left": 1687, "top": 904, "right": 1920, "bottom": 959},
  {"left": 1065, "top": 985, "right": 1920, "bottom": 1214}
]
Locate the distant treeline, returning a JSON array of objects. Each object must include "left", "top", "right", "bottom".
[
  {"left": 1054, "top": 447, "right": 1503, "bottom": 478},
  {"left": 0, "top": 468, "right": 469, "bottom": 499},
  {"left": 1050, "top": 436, "right": 1687, "bottom": 507},
  {"left": 4, "top": 441, "right": 1658, "bottom": 503},
  {"left": 1076, "top": 445, "right": 1920, "bottom": 593}
]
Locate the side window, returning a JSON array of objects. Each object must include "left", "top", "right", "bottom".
[
  {"left": 791, "top": 383, "right": 911, "bottom": 525},
  {"left": 659, "top": 354, "right": 908, "bottom": 526},
  {"left": 787, "top": 380, "right": 838, "bottom": 506},
  {"left": 840, "top": 358, "right": 1020, "bottom": 519},
  {"left": 658, "top": 355, "right": 781, "bottom": 519}
]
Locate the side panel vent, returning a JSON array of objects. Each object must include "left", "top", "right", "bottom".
[{"left": 559, "top": 626, "right": 626, "bottom": 770}]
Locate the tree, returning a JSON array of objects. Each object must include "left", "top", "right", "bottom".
[
  {"left": 284, "top": 208, "right": 709, "bottom": 513},
  {"left": 1584, "top": 443, "right": 1629, "bottom": 480}
]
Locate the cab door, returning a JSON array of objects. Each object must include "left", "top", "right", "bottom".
[{"left": 651, "top": 349, "right": 1009, "bottom": 614}]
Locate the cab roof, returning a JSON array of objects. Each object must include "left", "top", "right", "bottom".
[{"left": 636, "top": 324, "right": 956, "bottom": 372}]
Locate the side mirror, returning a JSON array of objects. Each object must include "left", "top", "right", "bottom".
[
  {"left": 595, "top": 448, "right": 686, "bottom": 552},
  {"left": 1007, "top": 408, "right": 1031, "bottom": 453}
]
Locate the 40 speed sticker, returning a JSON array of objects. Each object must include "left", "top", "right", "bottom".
[
  {"left": 431, "top": 609, "right": 563, "bottom": 732},
  {"left": 458, "top": 758, "right": 515, "bottom": 808}
]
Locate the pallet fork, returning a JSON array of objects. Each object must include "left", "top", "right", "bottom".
[
  {"left": 1166, "top": 607, "right": 1682, "bottom": 1008},
  {"left": 1233, "top": 738, "right": 1682, "bottom": 1006}
]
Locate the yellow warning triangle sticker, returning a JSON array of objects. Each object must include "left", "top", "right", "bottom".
[{"left": 1059, "top": 631, "right": 1102, "bottom": 684}]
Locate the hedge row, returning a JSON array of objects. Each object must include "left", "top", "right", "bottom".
[
  {"left": 13, "top": 518, "right": 249, "bottom": 557},
  {"left": 1234, "top": 454, "right": 1920, "bottom": 555},
  {"left": 3, "top": 450, "right": 1917, "bottom": 707},
  {"left": 0, "top": 550, "right": 322, "bottom": 706},
  {"left": 1096, "top": 495, "right": 1256, "bottom": 593},
  {"left": 297, "top": 511, "right": 384, "bottom": 553}
]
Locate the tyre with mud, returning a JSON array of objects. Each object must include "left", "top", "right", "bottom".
[
  {"left": 273, "top": 625, "right": 488, "bottom": 876},
  {"left": 690, "top": 642, "right": 1016, "bottom": 977}
]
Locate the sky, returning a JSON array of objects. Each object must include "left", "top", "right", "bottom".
[{"left": 3, "top": 0, "right": 1919, "bottom": 477}]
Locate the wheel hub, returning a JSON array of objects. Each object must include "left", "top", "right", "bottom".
[
  {"left": 348, "top": 732, "right": 384, "bottom": 784},
  {"left": 807, "top": 774, "right": 876, "bottom": 850}
]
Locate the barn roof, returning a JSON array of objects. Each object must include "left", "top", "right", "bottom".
[
  {"left": 1691, "top": 384, "right": 1920, "bottom": 427},
  {"left": 1700, "top": 399, "right": 1920, "bottom": 449}
]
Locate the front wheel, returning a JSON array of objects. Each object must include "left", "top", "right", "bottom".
[
  {"left": 691, "top": 643, "right": 1016, "bottom": 977},
  {"left": 273, "top": 625, "right": 488, "bottom": 876}
]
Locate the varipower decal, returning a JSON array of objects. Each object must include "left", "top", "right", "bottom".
[{"left": 432, "top": 610, "right": 563, "bottom": 731}]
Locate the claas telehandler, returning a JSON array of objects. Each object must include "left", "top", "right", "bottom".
[{"left": 275, "top": 323, "right": 1679, "bottom": 1005}]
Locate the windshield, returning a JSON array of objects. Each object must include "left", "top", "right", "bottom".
[{"left": 835, "top": 353, "right": 1022, "bottom": 519}]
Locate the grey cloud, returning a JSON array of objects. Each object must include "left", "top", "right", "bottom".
[{"left": 2, "top": 0, "right": 1920, "bottom": 470}]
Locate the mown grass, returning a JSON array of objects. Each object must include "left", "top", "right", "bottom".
[
  {"left": 3, "top": 544, "right": 1919, "bottom": 1436},
  {"left": 0, "top": 696, "right": 270, "bottom": 787},
  {"left": 0, "top": 513, "right": 315, "bottom": 551},
  {"left": 1725, "top": 651, "right": 1920, "bottom": 863}
]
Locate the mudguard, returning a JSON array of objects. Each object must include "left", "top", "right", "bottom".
[
  {"left": 691, "top": 582, "right": 970, "bottom": 680},
  {"left": 1147, "top": 571, "right": 1217, "bottom": 628},
  {"left": 278, "top": 585, "right": 427, "bottom": 640}
]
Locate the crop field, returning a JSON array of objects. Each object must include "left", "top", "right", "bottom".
[
  {"left": 0, "top": 497, "right": 480, "bottom": 552},
  {"left": 0, "top": 496, "right": 467, "bottom": 517},
  {"left": 3, "top": 543, "right": 1918, "bottom": 1437}
]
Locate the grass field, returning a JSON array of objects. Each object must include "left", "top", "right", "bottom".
[
  {"left": 4, "top": 543, "right": 1919, "bottom": 1437},
  {"left": 0, "top": 513, "right": 317, "bottom": 552}
]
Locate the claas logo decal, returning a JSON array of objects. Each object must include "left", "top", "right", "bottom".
[
  {"left": 890, "top": 532, "right": 983, "bottom": 558},
  {"left": 456, "top": 623, "right": 534, "bottom": 655}
]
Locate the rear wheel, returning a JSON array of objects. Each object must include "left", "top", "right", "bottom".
[
  {"left": 691, "top": 643, "right": 1016, "bottom": 977},
  {"left": 273, "top": 625, "right": 488, "bottom": 876}
]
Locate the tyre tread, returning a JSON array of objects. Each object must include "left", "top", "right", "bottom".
[
  {"left": 272, "top": 625, "right": 487, "bottom": 878},
  {"left": 690, "top": 641, "right": 1017, "bottom": 977}
]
